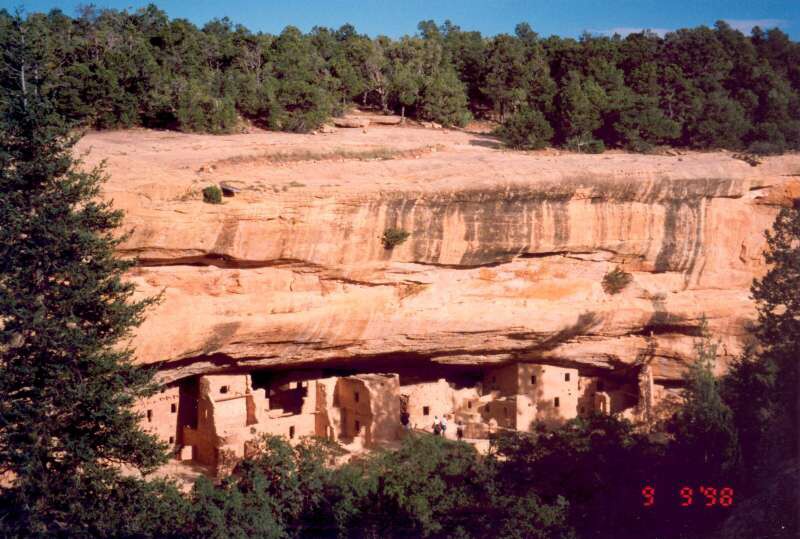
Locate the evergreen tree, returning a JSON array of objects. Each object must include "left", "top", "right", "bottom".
[
  {"left": 418, "top": 67, "right": 470, "bottom": 127},
  {"left": 668, "top": 317, "right": 739, "bottom": 481},
  {"left": 720, "top": 203, "right": 800, "bottom": 538},
  {"left": 0, "top": 17, "right": 165, "bottom": 535},
  {"left": 496, "top": 105, "right": 554, "bottom": 149}
]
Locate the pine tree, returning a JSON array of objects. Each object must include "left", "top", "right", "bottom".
[
  {"left": 668, "top": 317, "right": 739, "bottom": 481},
  {"left": 0, "top": 17, "right": 165, "bottom": 535},
  {"left": 719, "top": 203, "right": 799, "bottom": 538}
]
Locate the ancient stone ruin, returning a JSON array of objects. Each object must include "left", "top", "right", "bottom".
[
  {"left": 136, "top": 361, "right": 658, "bottom": 476},
  {"left": 80, "top": 127, "right": 800, "bottom": 478}
]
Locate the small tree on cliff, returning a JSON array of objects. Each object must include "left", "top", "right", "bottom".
[{"left": 0, "top": 17, "right": 165, "bottom": 535}]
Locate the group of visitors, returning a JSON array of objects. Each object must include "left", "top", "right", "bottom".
[{"left": 399, "top": 410, "right": 462, "bottom": 440}]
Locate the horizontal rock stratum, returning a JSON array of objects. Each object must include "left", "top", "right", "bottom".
[{"left": 77, "top": 125, "right": 800, "bottom": 384}]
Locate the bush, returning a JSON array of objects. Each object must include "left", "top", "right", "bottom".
[
  {"left": 566, "top": 134, "right": 605, "bottom": 154},
  {"left": 747, "top": 141, "right": 785, "bottom": 156},
  {"left": 732, "top": 152, "right": 762, "bottom": 167},
  {"left": 496, "top": 106, "right": 554, "bottom": 150},
  {"left": 203, "top": 185, "right": 223, "bottom": 204},
  {"left": 381, "top": 227, "right": 410, "bottom": 249},
  {"left": 602, "top": 266, "right": 633, "bottom": 294}
]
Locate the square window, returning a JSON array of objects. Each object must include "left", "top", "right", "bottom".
[
  {"left": 565, "top": 373, "right": 571, "bottom": 382},
  {"left": 554, "top": 397, "right": 560, "bottom": 407},
  {"left": 220, "top": 385, "right": 229, "bottom": 394},
  {"left": 423, "top": 406, "right": 430, "bottom": 416},
  {"left": 170, "top": 403, "right": 177, "bottom": 413}
]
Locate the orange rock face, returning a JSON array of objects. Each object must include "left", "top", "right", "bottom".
[{"left": 77, "top": 127, "right": 800, "bottom": 384}]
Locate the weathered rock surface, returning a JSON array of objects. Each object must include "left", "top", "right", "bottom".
[{"left": 77, "top": 127, "right": 800, "bottom": 384}]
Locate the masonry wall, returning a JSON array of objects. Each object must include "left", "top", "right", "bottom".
[
  {"left": 361, "top": 374, "right": 401, "bottom": 443},
  {"left": 401, "top": 378, "right": 454, "bottom": 430},
  {"left": 531, "top": 365, "right": 580, "bottom": 426},
  {"left": 136, "top": 384, "right": 181, "bottom": 448},
  {"left": 482, "top": 364, "right": 519, "bottom": 396}
]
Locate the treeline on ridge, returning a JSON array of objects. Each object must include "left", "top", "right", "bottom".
[{"left": 2, "top": 4, "right": 799, "bottom": 153}]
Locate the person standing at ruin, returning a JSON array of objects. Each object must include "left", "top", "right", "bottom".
[
  {"left": 433, "top": 415, "right": 441, "bottom": 435},
  {"left": 400, "top": 410, "right": 410, "bottom": 430},
  {"left": 440, "top": 415, "right": 448, "bottom": 437}
]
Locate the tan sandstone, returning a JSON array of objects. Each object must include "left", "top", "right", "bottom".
[{"left": 76, "top": 126, "right": 800, "bottom": 388}]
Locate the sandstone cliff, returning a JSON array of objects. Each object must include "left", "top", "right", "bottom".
[{"left": 77, "top": 126, "right": 800, "bottom": 384}]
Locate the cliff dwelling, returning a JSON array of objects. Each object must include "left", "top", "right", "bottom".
[
  {"left": 136, "top": 360, "right": 657, "bottom": 476},
  {"left": 96, "top": 126, "right": 799, "bottom": 479}
]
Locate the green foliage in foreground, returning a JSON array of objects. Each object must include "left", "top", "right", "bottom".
[
  {"left": 1, "top": 8, "right": 799, "bottom": 151},
  {"left": 0, "top": 23, "right": 166, "bottom": 536}
]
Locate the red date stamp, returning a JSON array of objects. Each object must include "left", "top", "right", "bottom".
[{"left": 642, "top": 485, "right": 734, "bottom": 507}]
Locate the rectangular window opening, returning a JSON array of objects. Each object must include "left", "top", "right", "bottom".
[
  {"left": 220, "top": 385, "right": 229, "bottom": 394},
  {"left": 289, "top": 426, "right": 295, "bottom": 439},
  {"left": 423, "top": 406, "right": 430, "bottom": 416},
  {"left": 565, "top": 373, "right": 571, "bottom": 382},
  {"left": 170, "top": 403, "right": 177, "bottom": 413},
  {"left": 146, "top": 410, "right": 153, "bottom": 422},
  {"left": 554, "top": 397, "right": 560, "bottom": 408},
  {"left": 530, "top": 375, "right": 536, "bottom": 385},
  {"left": 169, "top": 436, "right": 175, "bottom": 444}
]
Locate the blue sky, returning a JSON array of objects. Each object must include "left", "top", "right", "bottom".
[{"left": 3, "top": 0, "right": 798, "bottom": 39}]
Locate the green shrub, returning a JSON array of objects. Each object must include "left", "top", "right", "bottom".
[
  {"left": 626, "top": 138, "right": 655, "bottom": 154},
  {"left": 747, "top": 141, "right": 785, "bottom": 156},
  {"left": 566, "top": 134, "right": 605, "bottom": 154},
  {"left": 202, "top": 185, "right": 223, "bottom": 204},
  {"left": 602, "top": 266, "right": 633, "bottom": 294},
  {"left": 381, "top": 227, "right": 410, "bottom": 249},
  {"left": 496, "top": 106, "right": 554, "bottom": 150},
  {"left": 732, "top": 152, "right": 762, "bottom": 167}
]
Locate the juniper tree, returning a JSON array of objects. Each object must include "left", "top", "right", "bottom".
[
  {"left": 0, "top": 17, "right": 165, "bottom": 534},
  {"left": 724, "top": 203, "right": 800, "bottom": 480},
  {"left": 668, "top": 317, "right": 739, "bottom": 481}
]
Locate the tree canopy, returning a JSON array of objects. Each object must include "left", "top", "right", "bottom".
[{"left": 1, "top": 7, "right": 798, "bottom": 151}]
